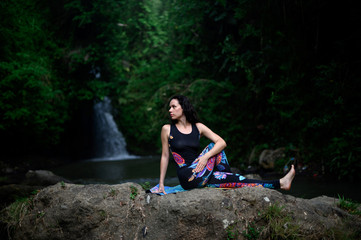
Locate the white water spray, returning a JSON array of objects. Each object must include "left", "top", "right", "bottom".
[{"left": 92, "top": 97, "right": 136, "bottom": 161}]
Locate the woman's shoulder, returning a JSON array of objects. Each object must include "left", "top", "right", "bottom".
[
  {"left": 161, "top": 124, "right": 171, "bottom": 139},
  {"left": 195, "top": 122, "right": 206, "bottom": 129},
  {"left": 195, "top": 122, "right": 206, "bottom": 133},
  {"left": 161, "top": 124, "right": 171, "bottom": 132}
]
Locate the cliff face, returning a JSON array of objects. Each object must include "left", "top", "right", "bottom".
[{"left": 5, "top": 182, "right": 361, "bottom": 240}]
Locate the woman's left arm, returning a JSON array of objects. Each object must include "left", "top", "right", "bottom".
[{"left": 193, "top": 123, "right": 227, "bottom": 172}]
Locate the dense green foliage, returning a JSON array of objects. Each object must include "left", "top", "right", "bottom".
[
  {"left": 0, "top": 0, "right": 67, "bottom": 150},
  {"left": 1, "top": 0, "right": 360, "bottom": 180}
]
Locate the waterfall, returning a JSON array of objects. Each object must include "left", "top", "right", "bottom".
[{"left": 92, "top": 96, "right": 135, "bottom": 160}]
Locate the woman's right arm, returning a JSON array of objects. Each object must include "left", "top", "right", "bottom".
[{"left": 158, "top": 124, "right": 170, "bottom": 194}]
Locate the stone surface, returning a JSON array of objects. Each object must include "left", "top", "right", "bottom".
[
  {"left": 7, "top": 182, "right": 361, "bottom": 240},
  {"left": 243, "top": 173, "right": 262, "bottom": 180},
  {"left": 259, "top": 148, "right": 285, "bottom": 169},
  {"left": 24, "top": 170, "right": 72, "bottom": 186}
]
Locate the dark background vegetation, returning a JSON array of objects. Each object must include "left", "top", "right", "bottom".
[{"left": 1, "top": 0, "right": 360, "bottom": 181}]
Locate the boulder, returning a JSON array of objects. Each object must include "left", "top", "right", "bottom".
[
  {"left": 243, "top": 173, "right": 262, "bottom": 180},
  {"left": 259, "top": 148, "right": 285, "bottom": 169},
  {"left": 23, "top": 170, "right": 72, "bottom": 186},
  {"left": 4, "top": 182, "right": 360, "bottom": 240}
]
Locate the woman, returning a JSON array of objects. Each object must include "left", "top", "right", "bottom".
[{"left": 156, "top": 95, "right": 295, "bottom": 195}]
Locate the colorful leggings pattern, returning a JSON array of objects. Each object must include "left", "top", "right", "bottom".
[{"left": 175, "top": 143, "right": 280, "bottom": 190}]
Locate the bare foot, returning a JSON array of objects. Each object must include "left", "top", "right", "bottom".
[{"left": 280, "top": 165, "right": 295, "bottom": 190}]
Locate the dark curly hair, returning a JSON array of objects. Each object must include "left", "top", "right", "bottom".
[{"left": 169, "top": 95, "right": 200, "bottom": 124}]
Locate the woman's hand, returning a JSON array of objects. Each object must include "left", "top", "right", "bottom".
[
  {"left": 194, "top": 155, "right": 208, "bottom": 172},
  {"left": 157, "top": 183, "right": 167, "bottom": 194}
]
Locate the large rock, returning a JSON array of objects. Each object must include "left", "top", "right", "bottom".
[
  {"left": 259, "top": 148, "right": 285, "bottom": 169},
  {"left": 5, "top": 183, "right": 361, "bottom": 240},
  {"left": 24, "top": 170, "right": 71, "bottom": 186}
]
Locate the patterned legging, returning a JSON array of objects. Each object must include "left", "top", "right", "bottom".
[{"left": 176, "top": 143, "right": 280, "bottom": 190}]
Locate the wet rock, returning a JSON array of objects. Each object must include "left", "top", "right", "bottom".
[
  {"left": 23, "top": 170, "right": 72, "bottom": 186},
  {"left": 244, "top": 173, "right": 262, "bottom": 180},
  {"left": 259, "top": 147, "right": 285, "bottom": 169}
]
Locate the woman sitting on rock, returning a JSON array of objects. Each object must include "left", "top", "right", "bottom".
[{"left": 155, "top": 95, "right": 295, "bottom": 195}]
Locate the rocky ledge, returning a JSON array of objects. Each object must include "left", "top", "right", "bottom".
[{"left": 2, "top": 182, "right": 361, "bottom": 240}]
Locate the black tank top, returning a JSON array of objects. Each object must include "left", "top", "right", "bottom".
[{"left": 169, "top": 124, "right": 200, "bottom": 167}]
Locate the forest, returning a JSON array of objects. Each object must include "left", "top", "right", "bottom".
[{"left": 1, "top": 0, "right": 360, "bottom": 181}]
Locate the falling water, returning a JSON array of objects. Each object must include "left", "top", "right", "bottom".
[{"left": 92, "top": 96, "right": 135, "bottom": 161}]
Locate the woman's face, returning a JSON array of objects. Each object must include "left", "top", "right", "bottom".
[{"left": 169, "top": 99, "right": 183, "bottom": 120}]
